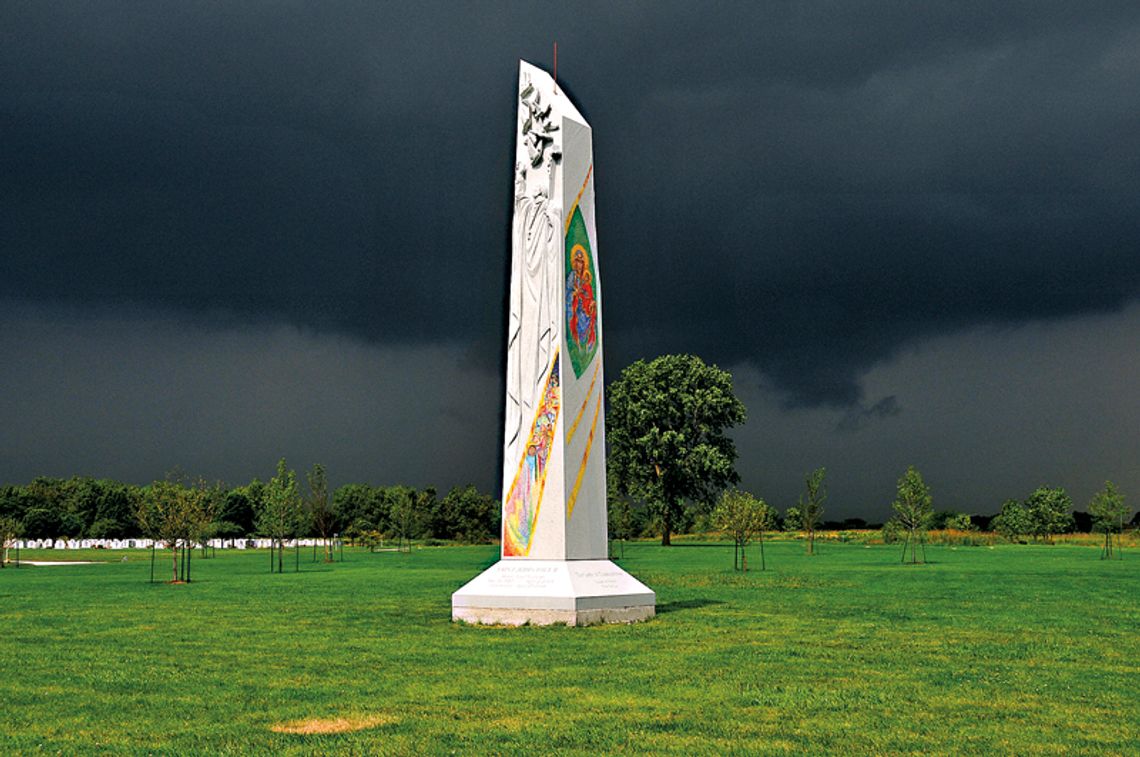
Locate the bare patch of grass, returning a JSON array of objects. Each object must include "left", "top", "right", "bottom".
[{"left": 269, "top": 714, "right": 394, "bottom": 735}]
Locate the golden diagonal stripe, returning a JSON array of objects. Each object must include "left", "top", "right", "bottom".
[
  {"left": 567, "top": 360, "right": 600, "bottom": 443},
  {"left": 564, "top": 164, "right": 594, "bottom": 235},
  {"left": 566, "top": 389, "right": 602, "bottom": 520}
]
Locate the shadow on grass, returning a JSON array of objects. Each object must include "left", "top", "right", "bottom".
[
  {"left": 662, "top": 543, "right": 726, "bottom": 548},
  {"left": 611, "top": 542, "right": 727, "bottom": 559},
  {"left": 655, "top": 598, "right": 725, "bottom": 614}
]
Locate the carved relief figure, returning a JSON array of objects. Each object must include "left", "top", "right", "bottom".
[{"left": 505, "top": 74, "right": 562, "bottom": 466}]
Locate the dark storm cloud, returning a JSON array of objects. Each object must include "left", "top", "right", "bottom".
[
  {"left": 835, "top": 395, "right": 901, "bottom": 433},
  {"left": 731, "top": 304, "right": 1140, "bottom": 519},
  {"left": 4, "top": 2, "right": 1140, "bottom": 410},
  {"left": 0, "top": 302, "right": 500, "bottom": 492}
]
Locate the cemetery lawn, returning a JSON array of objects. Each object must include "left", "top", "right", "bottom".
[{"left": 1, "top": 542, "right": 1136, "bottom": 754}]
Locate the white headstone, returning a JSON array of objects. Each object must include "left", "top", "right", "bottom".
[{"left": 452, "top": 60, "right": 655, "bottom": 626}]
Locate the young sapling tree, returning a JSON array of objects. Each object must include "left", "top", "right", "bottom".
[
  {"left": 892, "top": 466, "right": 933, "bottom": 564},
  {"left": 1088, "top": 481, "right": 1129, "bottom": 560},
  {"left": 797, "top": 468, "right": 827, "bottom": 555}
]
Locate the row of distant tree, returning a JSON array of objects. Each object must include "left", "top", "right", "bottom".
[
  {"left": 689, "top": 467, "right": 1134, "bottom": 572},
  {"left": 3, "top": 464, "right": 1133, "bottom": 549},
  {"left": 604, "top": 355, "right": 1135, "bottom": 560},
  {"left": 610, "top": 469, "right": 1135, "bottom": 544},
  {"left": 0, "top": 463, "right": 499, "bottom": 548},
  {"left": 2, "top": 355, "right": 1135, "bottom": 560}
]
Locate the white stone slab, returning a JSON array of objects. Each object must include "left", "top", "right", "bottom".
[{"left": 452, "top": 559, "right": 655, "bottom": 626}]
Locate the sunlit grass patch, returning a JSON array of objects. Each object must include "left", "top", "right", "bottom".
[
  {"left": 0, "top": 541, "right": 1136, "bottom": 754},
  {"left": 270, "top": 714, "right": 395, "bottom": 734}
]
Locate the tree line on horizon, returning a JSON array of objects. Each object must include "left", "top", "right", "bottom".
[
  {"left": 4, "top": 469, "right": 1130, "bottom": 546},
  {"left": 2, "top": 354, "right": 1134, "bottom": 561},
  {"left": 0, "top": 465, "right": 499, "bottom": 549},
  {"left": 604, "top": 355, "right": 1134, "bottom": 561}
]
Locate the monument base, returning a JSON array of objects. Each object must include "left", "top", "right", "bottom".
[{"left": 451, "top": 559, "right": 656, "bottom": 627}]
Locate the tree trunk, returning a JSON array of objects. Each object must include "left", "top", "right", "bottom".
[
  {"left": 277, "top": 538, "right": 284, "bottom": 573},
  {"left": 759, "top": 533, "right": 766, "bottom": 571},
  {"left": 171, "top": 545, "right": 178, "bottom": 582}
]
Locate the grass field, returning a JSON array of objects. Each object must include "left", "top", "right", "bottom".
[{"left": 1, "top": 541, "right": 1136, "bottom": 754}]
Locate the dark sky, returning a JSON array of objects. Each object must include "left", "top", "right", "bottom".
[{"left": 3, "top": 3, "right": 1138, "bottom": 521}]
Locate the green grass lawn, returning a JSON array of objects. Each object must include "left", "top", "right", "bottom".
[{"left": 1, "top": 541, "right": 1136, "bottom": 754}]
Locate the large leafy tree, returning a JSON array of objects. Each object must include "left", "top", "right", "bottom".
[
  {"left": 608, "top": 354, "right": 746, "bottom": 546},
  {"left": 1024, "top": 486, "right": 1074, "bottom": 542},
  {"left": 993, "top": 488, "right": 1075, "bottom": 543},
  {"left": 332, "top": 483, "right": 385, "bottom": 541},
  {"left": 607, "top": 479, "right": 638, "bottom": 559},
  {"left": 992, "top": 498, "right": 1032, "bottom": 542},
  {"left": 437, "top": 485, "right": 498, "bottom": 544},
  {"left": 216, "top": 480, "right": 263, "bottom": 540}
]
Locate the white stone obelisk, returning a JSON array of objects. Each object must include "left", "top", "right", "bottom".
[{"left": 451, "top": 60, "right": 655, "bottom": 626}]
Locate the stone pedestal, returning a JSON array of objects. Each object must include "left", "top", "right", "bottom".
[{"left": 452, "top": 559, "right": 655, "bottom": 626}]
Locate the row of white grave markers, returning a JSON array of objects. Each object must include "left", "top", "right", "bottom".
[{"left": 11, "top": 538, "right": 341, "bottom": 550}]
